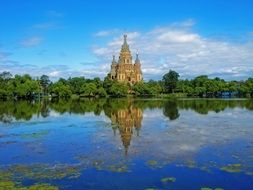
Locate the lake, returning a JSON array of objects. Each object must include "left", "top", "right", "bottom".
[{"left": 0, "top": 98, "right": 253, "bottom": 190}]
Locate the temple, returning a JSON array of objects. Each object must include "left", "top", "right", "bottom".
[{"left": 109, "top": 35, "right": 142, "bottom": 83}]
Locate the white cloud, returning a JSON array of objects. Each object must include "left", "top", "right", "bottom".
[
  {"left": 94, "top": 29, "right": 122, "bottom": 37},
  {"left": 157, "top": 31, "right": 200, "bottom": 43},
  {"left": 91, "top": 21, "right": 253, "bottom": 80},
  {"left": 48, "top": 71, "right": 60, "bottom": 77},
  {"left": 20, "top": 37, "right": 43, "bottom": 47}
]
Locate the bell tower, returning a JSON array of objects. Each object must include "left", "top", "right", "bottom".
[{"left": 118, "top": 35, "right": 132, "bottom": 64}]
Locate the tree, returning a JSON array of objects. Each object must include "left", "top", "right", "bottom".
[
  {"left": 68, "top": 77, "right": 86, "bottom": 94},
  {"left": 146, "top": 80, "right": 163, "bottom": 95},
  {"left": 109, "top": 82, "right": 128, "bottom": 97},
  {"left": 193, "top": 75, "right": 208, "bottom": 87},
  {"left": 204, "top": 80, "right": 219, "bottom": 97},
  {"left": 103, "top": 76, "right": 114, "bottom": 93},
  {"left": 81, "top": 83, "right": 97, "bottom": 97},
  {"left": 194, "top": 87, "right": 206, "bottom": 97},
  {"left": 40, "top": 75, "right": 50, "bottom": 95},
  {"left": 162, "top": 70, "right": 180, "bottom": 93},
  {"left": 49, "top": 81, "right": 72, "bottom": 98},
  {"left": 245, "top": 78, "right": 253, "bottom": 97},
  {"left": 96, "top": 87, "right": 107, "bottom": 97},
  {"left": 0, "top": 71, "right": 12, "bottom": 80},
  {"left": 132, "top": 82, "right": 147, "bottom": 96},
  {"left": 94, "top": 77, "right": 102, "bottom": 88}
]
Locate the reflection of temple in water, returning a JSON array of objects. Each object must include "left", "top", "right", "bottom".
[{"left": 110, "top": 106, "right": 143, "bottom": 156}]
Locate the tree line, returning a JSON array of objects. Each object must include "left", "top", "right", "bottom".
[{"left": 0, "top": 70, "right": 252, "bottom": 99}]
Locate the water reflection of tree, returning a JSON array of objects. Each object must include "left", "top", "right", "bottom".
[
  {"left": 176, "top": 99, "right": 253, "bottom": 114},
  {"left": 49, "top": 98, "right": 106, "bottom": 115},
  {"left": 40, "top": 99, "right": 50, "bottom": 118},
  {"left": 163, "top": 100, "right": 180, "bottom": 120},
  {"left": 0, "top": 101, "right": 40, "bottom": 122},
  {"left": 1, "top": 98, "right": 253, "bottom": 123}
]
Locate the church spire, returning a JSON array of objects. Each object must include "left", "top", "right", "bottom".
[
  {"left": 121, "top": 34, "right": 130, "bottom": 52},
  {"left": 112, "top": 55, "right": 117, "bottom": 64},
  {"left": 135, "top": 51, "right": 140, "bottom": 64},
  {"left": 124, "top": 34, "right": 127, "bottom": 43}
]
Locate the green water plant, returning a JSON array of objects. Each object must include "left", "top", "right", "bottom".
[
  {"left": 161, "top": 177, "right": 176, "bottom": 183},
  {"left": 220, "top": 163, "right": 242, "bottom": 173},
  {"left": 0, "top": 181, "right": 58, "bottom": 190}
]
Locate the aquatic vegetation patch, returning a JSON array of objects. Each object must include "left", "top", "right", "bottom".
[
  {"left": 186, "top": 160, "right": 197, "bottom": 168},
  {"left": 0, "top": 181, "right": 15, "bottom": 189},
  {"left": 25, "top": 183, "right": 59, "bottom": 190},
  {"left": 146, "top": 160, "right": 158, "bottom": 166},
  {"left": 107, "top": 164, "right": 128, "bottom": 173},
  {"left": 0, "top": 164, "right": 82, "bottom": 182},
  {"left": 0, "top": 181, "right": 58, "bottom": 190},
  {"left": 161, "top": 177, "right": 176, "bottom": 183},
  {"left": 220, "top": 163, "right": 243, "bottom": 173},
  {"left": 92, "top": 160, "right": 104, "bottom": 170}
]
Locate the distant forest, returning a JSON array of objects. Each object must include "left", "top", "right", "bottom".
[{"left": 0, "top": 70, "right": 252, "bottom": 99}]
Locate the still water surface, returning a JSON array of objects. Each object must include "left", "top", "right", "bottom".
[{"left": 0, "top": 98, "right": 253, "bottom": 190}]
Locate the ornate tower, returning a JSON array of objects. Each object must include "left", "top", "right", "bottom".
[{"left": 109, "top": 35, "right": 142, "bottom": 83}]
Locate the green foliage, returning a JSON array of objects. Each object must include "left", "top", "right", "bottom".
[
  {"left": 0, "top": 71, "right": 253, "bottom": 99},
  {"left": 162, "top": 70, "right": 180, "bottom": 93},
  {"left": 49, "top": 81, "right": 72, "bottom": 98},
  {"left": 108, "top": 81, "right": 129, "bottom": 97},
  {"left": 132, "top": 80, "right": 162, "bottom": 96},
  {"left": 0, "top": 98, "right": 253, "bottom": 123},
  {"left": 163, "top": 100, "right": 180, "bottom": 120},
  {"left": 132, "top": 82, "right": 149, "bottom": 95},
  {"left": 81, "top": 83, "right": 97, "bottom": 96},
  {"left": 96, "top": 87, "right": 107, "bottom": 97},
  {"left": 0, "top": 71, "right": 12, "bottom": 80},
  {"left": 68, "top": 77, "right": 86, "bottom": 94},
  {"left": 40, "top": 75, "right": 50, "bottom": 95},
  {"left": 0, "top": 73, "right": 40, "bottom": 99}
]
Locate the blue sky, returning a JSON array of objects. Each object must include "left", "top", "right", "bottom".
[{"left": 0, "top": 0, "right": 253, "bottom": 80}]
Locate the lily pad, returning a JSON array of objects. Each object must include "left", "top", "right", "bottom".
[
  {"left": 108, "top": 164, "right": 128, "bottom": 173},
  {"left": 0, "top": 181, "right": 58, "bottom": 190},
  {"left": 161, "top": 177, "right": 176, "bottom": 183},
  {"left": 220, "top": 164, "right": 242, "bottom": 173},
  {"left": 200, "top": 188, "right": 212, "bottom": 190},
  {"left": 147, "top": 160, "right": 158, "bottom": 166}
]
